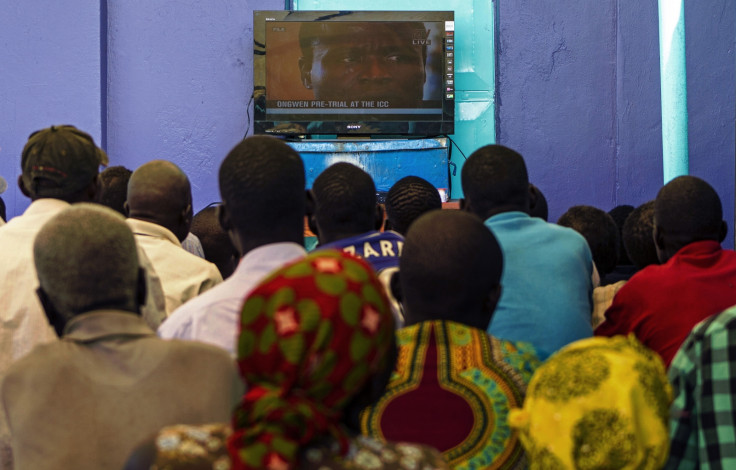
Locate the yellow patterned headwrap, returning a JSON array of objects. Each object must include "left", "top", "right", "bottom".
[{"left": 509, "top": 335, "right": 672, "bottom": 470}]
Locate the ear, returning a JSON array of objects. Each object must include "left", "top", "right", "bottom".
[
  {"left": 483, "top": 284, "right": 502, "bottom": 327},
  {"left": 390, "top": 270, "right": 402, "bottom": 303},
  {"left": 86, "top": 174, "right": 100, "bottom": 202},
  {"left": 18, "top": 175, "right": 31, "bottom": 198},
  {"left": 459, "top": 198, "right": 469, "bottom": 212},
  {"left": 36, "top": 287, "right": 65, "bottom": 337},
  {"left": 181, "top": 202, "right": 193, "bottom": 229},
  {"left": 719, "top": 221, "right": 728, "bottom": 243},
  {"left": 298, "top": 57, "right": 313, "bottom": 89},
  {"left": 375, "top": 204, "right": 385, "bottom": 231},
  {"left": 136, "top": 267, "right": 148, "bottom": 311},
  {"left": 305, "top": 190, "right": 315, "bottom": 216},
  {"left": 123, "top": 201, "right": 130, "bottom": 217},
  {"left": 528, "top": 185, "right": 537, "bottom": 212},
  {"left": 216, "top": 203, "right": 232, "bottom": 232}
]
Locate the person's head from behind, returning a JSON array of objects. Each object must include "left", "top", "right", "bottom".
[
  {"left": 608, "top": 205, "right": 635, "bottom": 266},
  {"left": 310, "top": 162, "right": 378, "bottom": 244},
  {"left": 191, "top": 205, "right": 238, "bottom": 279},
  {"left": 654, "top": 176, "right": 727, "bottom": 263},
  {"left": 528, "top": 183, "right": 548, "bottom": 221},
  {"left": 229, "top": 250, "right": 395, "bottom": 468},
  {"left": 34, "top": 204, "right": 144, "bottom": 335},
  {"left": 622, "top": 201, "right": 659, "bottom": 270},
  {"left": 218, "top": 136, "right": 306, "bottom": 256},
  {"left": 298, "top": 21, "right": 427, "bottom": 106},
  {"left": 385, "top": 176, "right": 441, "bottom": 235},
  {"left": 97, "top": 165, "right": 132, "bottom": 216},
  {"left": 557, "top": 205, "right": 619, "bottom": 278},
  {"left": 126, "top": 160, "right": 193, "bottom": 243},
  {"left": 510, "top": 335, "right": 672, "bottom": 469},
  {"left": 398, "top": 210, "right": 503, "bottom": 331},
  {"left": 461, "top": 145, "right": 530, "bottom": 220},
  {"left": 19, "top": 125, "right": 108, "bottom": 203}
]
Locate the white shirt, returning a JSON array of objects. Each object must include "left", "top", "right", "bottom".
[
  {"left": 0, "top": 199, "right": 66, "bottom": 379},
  {"left": 158, "top": 242, "right": 306, "bottom": 356},
  {"left": 127, "top": 218, "right": 223, "bottom": 315}
]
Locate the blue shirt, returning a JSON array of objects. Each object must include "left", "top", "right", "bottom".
[
  {"left": 319, "top": 230, "right": 403, "bottom": 273},
  {"left": 485, "top": 211, "right": 594, "bottom": 359}
]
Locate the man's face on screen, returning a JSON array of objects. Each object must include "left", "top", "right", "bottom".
[{"left": 299, "top": 24, "right": 426, "bottom": 107}]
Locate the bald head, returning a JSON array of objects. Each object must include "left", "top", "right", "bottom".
[
  {"left": 34, "top": 204, "right": 141, "bottom": 324},
  {"left": 127, "top": 160, "right": 193, "bottom": 242},
  {"left": 654, "top": 176, "right": 727, "bottom": 262},
  {"left": 399, "top": 210, "right": 503, "bottom": 329}
]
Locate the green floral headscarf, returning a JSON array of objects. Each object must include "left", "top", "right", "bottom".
[{"left": 227, "top": 250, "right": 395, "bottom": 470}]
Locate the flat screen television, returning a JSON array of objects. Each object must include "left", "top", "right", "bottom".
[{"left": 253, "top": 10, "right": 455, "bottom": 137}]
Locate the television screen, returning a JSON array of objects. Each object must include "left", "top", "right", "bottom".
[{"left": 253, "top": 10, "right": 455, "bottom": 137}]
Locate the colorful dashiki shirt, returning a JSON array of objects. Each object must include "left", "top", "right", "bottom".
[{"left": 361, "top": 320, "right": 540, "bottom": 470}]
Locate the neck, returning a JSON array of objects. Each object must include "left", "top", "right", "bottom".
[
  {"left": 479, "top": 204, "right": 528, "bottom": 221},
  {"left": 319, "top": 229, "right": 372, "bottom": 245},
  {"left": 235, "top": 227, "right": 304, "bottom": 258}
]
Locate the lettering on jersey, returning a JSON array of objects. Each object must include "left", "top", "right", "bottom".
[
  {"left": 363, "top": 242, "right": 380, "bottom": 258},
  {"left": 379, "top": 240, "right": 395, "bottom": 257}
]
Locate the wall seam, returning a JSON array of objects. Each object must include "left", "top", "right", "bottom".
[{"left": 100, "top": 0, "right": 108, "bottom": 150}]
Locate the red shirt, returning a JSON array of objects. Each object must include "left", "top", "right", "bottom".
[{"left": 595, "top": 240, "right": 736, "bottom": 367}]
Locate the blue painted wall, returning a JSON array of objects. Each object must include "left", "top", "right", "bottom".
[
  {"left": 497, "top": 0, "right": 734, "bottom": 248},
  {"left": 0, "top": 0, "right": 102, "bottom": 218},
  {"left": 1, "top": 1, "right": 733, "bottom": 249}
]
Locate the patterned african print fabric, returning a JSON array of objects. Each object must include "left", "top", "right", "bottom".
[
  {"left": 509, "top": 335, "right": 672, "bottom": 470},
  {"left": 360, "top": 320, "right": 540, "bottom": 470},
  {"left": 228, "top": 250, "right": 396, "bottom": 470},
  {"left": 144, "top": 423, "right": 449, "bottom": 470}
]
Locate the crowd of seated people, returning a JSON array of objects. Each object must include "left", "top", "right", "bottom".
[{"left": 0, "top": 125, "right": 735, "bottom": 470}]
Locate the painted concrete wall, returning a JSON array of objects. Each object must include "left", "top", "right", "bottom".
[
  {"left": 2, "top": 1, "right": 734, "bottom": 250},
  {"left": 107, "top": 0, "right": 282, "bottom": 213},
  {"left": 0, "top": 0, "right": 102, "bottom": 218},
  {"left": 497, "top": 0, "right": 734, "bottom": 247}
]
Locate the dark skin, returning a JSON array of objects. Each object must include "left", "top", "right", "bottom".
[
  {"left": 125, "top": 161, "right": 193, "bottom": 242},
  {"left": 299, "top": 23, "right": 426, "bottom": 107},
  {"left": 395, "top": 275, "right": 501, "bottom": 332},
  {"left": 653, "top": 219, "right": 728, "bottom": 264},
  {"left": 306, "top": 190, "right": 384, "bottom": 246},
  {"left": 18, "top": 174, "right": 99, "bottom": 204},
  {"left": 216, "top": 202, "right": 304, "bottom": 259},
  {"left": 37, "top": 268, "right": 147, "bottom": 336}
]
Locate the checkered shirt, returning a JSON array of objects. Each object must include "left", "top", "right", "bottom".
[{"left": 666, "top": 306, "right": 736, "bottom": 469}]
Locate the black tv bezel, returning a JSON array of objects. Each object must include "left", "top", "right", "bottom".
[{"left": 253, "top": 10, "right": 455, "bottom": 138}]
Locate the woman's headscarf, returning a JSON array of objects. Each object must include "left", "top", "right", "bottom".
[
  {"left": 227, "top": 250, "right": 395, "bottom": 470},
  {"left": 509, "top": 335, "right": 672, "bottom": 470}
]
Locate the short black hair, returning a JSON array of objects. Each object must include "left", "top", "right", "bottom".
[
  {"left": 312, "top": 162, "right": 376, "bottom": 235},
  {"left": 557, "top": 205, "right": 619, "bottom": 276},
  {"left": 97, "top": 165, "right": 132, "bottom": 216},
  {"left": 655, "top": 175, "right": 724, "bottom": 241},
  {"left": 385, "top": 176, "right": 441, "bottom": 235},
  {"left": 608, "top": 205, "right": 635, "bottom": 265},
  {"left": 461, "top": 144, "right": 529, "bottom": 217},
  {"left": 528, "top": 183, "right": 548, "bottom": 221},
  {"left": 191, "top": 206, "right": 238, "bottom": 279},
  {"left": 622, "top": 201, "right": 658, "bottom": 270},
  {"left": 400, "top": 210, "right": 502, "bottom": 329},
  {"left": 219, "top": 136, "right": 305, "bottom": 231}
]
